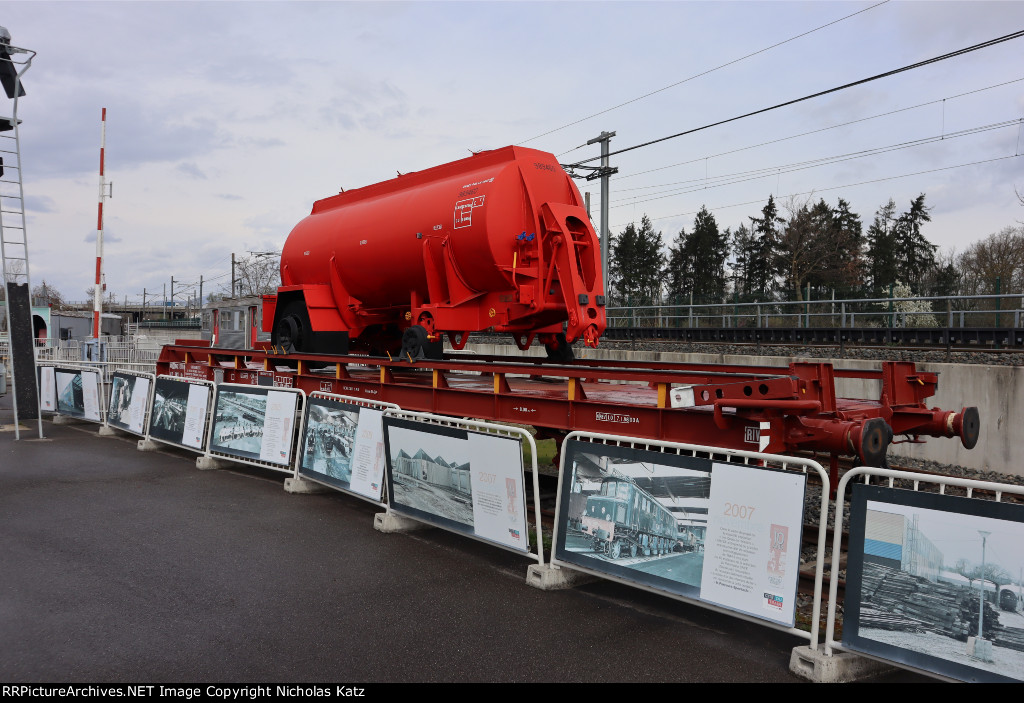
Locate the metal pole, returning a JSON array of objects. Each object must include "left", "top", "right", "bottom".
[
  {"left": 979, "top": 530, "right": 990, "bottom": 641},
  {"left": 231, "top": 253, "right": 236, "bottom": 298},
  {"left": 586, "top": 132, "right": 616, "bottom": 289},
  {"left": 92, "top": 108, "right": 108, "bottom": 339}
]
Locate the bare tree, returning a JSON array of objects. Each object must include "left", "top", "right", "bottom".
[
  {"left": 32, "top": 280, "right": 65, "bottom": 306},
  {"left": 224, "top": 252, "right": 281, "bottom": 298},
  {"left": 956, "top": 225, "right": 1024, "bottom": 296}
]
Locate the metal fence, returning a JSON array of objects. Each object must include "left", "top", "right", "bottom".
[
  {"left": 1, "top": 337, "right": 160, "bottom": 384},
  {"left": 607, "top": 293, "right": 1024, "bottom": 330}
]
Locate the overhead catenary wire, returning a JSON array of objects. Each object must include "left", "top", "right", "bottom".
[
  {"left": 567, "top": 29, "right": 1024, "bottom": 168},
  {"left": 608, "top": 118, "right": 1022, "bottom": 206},
  {"left": 612, "top": 76, "right": 1024, "bottom": 182},
  {"left": 521, "top": 0, "right": 891, "bottom": 149},
  {"left": 609, "top": 152, "right": 1023, "bottom": 229}
]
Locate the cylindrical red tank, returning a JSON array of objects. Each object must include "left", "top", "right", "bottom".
[{"left": 276, "top": 146, "right": 605, "bottom": 356}]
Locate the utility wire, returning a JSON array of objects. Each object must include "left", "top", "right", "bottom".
[
  {"left": 611, "top": 153, "right": 1022, "bottom": 229},
  {"left": 609, "top": 118, "right": 1021, "bottom": 205},
  {"left": 613, "top": 76, "right": 1024, "bottom": 182},
  {"left": 568, "top": 29, "right": 1024, "bottom": 168},
  {"left": 522, "top": 0, "right": 891, "bottom": 147}
]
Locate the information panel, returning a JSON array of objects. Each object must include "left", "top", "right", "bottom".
[
  {"left": 383, "top": 417, "right": 529, "bottom": 552},
  {"left": 149, "top": 377, "right": 211, "bottom": 451},
  {"left": 38, "top": 366, "right": 56, "bottom": 412},
  {"left": 298, "top": 396, "right": 386, "bottom": 501},
  {"left": 107, "top": 372, "right": 152, "bottom": 436},
  {"left": 553, "top": 440, "right": 806, "bottom": 627},
  {"left": 210, "top": 386, "right": 298, "bottom": 467},
  {"left": 52, "top": 367, "right": 102, "bottom": 422},
  {"left": 844, "top": 485, "right": 1024, "bottom": 683}
]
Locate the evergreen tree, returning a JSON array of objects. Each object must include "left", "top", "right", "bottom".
[
  {"left": 665, "top": 225, "right": 690, "bottom": 305},
  {"left": 865, "top": 198, "right": 899, "bottom": 294},
  {"left": 747, "top": 195, "right": 783, "bottom": 300},
  {"left": 730, "top": 222, "right": 757, "bottom": 301},
  {"left": 893, "top": 193, "right": 936, "bottom": 294},
  {"left": 821, "top": 197, "right": 864, "bottom": 294},
  {"left": 609, "top": 215, "right": 665, "bottom": 306},
  {"left": 686, "top": 206, "right": 729, "bottom": 303}
]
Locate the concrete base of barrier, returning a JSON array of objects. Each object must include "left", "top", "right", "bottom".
[
  {"left": 52, "top": 415, "right": 79, "bottom": 425},
  {"left": 196, "top": 455, "right": 236, "bottom": 471},
  {"left": 526, "top": 564, "right": 599, "bottom": 591},
  {"left": 373, "top": 512, "right": 431, "bottom": 533},
  {"left": 789, "top": 645, "right": 896, "bottom": 682},
  {"left": 283, "top": 477, "right": 332, "bottom": 494},
  {"left": 98, "top": 425, "right": 118, "bottom": 437},
  {"left": 137, "top": 438, "right": 161, "bottom": 452}
]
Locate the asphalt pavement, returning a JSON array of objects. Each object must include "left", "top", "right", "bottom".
[{"left": 0, "top": 392, "right": 919, "bottom": 683}]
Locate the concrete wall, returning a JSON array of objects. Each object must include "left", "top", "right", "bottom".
[{"left": 464, "top": 343, "right": 1018, "bottom": 477}]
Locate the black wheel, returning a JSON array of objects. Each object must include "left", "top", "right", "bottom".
[
  {"left": 959, "top": 406, "right": 980, "bottom": 450},
  {"left": 858, "top": 417, "right": 893, "bottom": 467},
  {"left": 400, "top": 325, "right": 429, "bottom": 361},
  {"left": 544, "top": 332, "right": 575, "bottom": 363},
  {"left": 273, "top": 301, "right": 311, "bottom": 353}
]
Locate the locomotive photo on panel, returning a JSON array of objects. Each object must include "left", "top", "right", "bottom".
[
  {"left": 556, "top": 441, "right": 712, "bottom": 598},
  {"left": 384, "top": 420, "right": 474, "bottom": 530},
  {"left": 300, "top": 398, "right": 360, "bottom": 486},
  {"left": 210, "top": 390, "right": 268, "bottom": 460}
]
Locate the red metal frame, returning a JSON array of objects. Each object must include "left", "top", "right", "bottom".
[{"left": 157, "top": 344, "right": 977, "bottom": 483}]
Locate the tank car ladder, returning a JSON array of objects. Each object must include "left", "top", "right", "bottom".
[{"left": 0, "top": 38, "right": 42, "bottom": 439}]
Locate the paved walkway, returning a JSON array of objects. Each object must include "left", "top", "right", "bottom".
[{"left": 0, "top": 395, "right": 919, "bottom": 683}]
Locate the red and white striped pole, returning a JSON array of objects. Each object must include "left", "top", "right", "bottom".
[{"left": 93, "top": 107, "right": 107, "bottom": 339}]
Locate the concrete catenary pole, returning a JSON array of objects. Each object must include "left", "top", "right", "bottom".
[
  {"left": 92, "top": 107, "right": 108, "bottom": 339},
  {"left": 586, "top": 131, "right": 616, "bottom": 288}
]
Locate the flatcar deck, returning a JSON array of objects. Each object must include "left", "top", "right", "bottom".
[{"left": 157, "top": 343, "right": 980, "bottom": 481}]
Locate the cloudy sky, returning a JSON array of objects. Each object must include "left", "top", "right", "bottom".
[{"left": 3, "top": 1, "right": 1023, "bottom": 305}]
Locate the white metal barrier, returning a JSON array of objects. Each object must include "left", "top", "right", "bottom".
[
  {"left": 202, "top": 383, "right": 306, "bottom": 474},
  {"left": 825, "top": 466, "right": 1024, "bottom": 668},
  {"left": 144, "top": 375, "right": 217, "bottom": 453},
  {"left": 36, "top": 362, "right": 107, "bottom": 424},
  {"left": 104, "top": 369, "right": 156, "bottom": 437},
  {"left": 292, "top": 391, "right": 400, "bottom": 505},
  {"left": 381, "top": 409, "right": 545, "bottom": 566},
  {"left": 550, "top": 431, "right": 830, "bottom": 646}
]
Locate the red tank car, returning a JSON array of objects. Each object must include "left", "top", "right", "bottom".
[{"left": 265, "top": 146, "right": 606, "bottom": 360}]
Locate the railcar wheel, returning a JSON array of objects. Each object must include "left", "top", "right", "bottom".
[
  {"left": 400, "top": 325, "right": 429, "bottom": 361},
  {"left": 544, "top": 333, "right": 575, "bottom": 363},
  {"left": 629, "top": 543, "right": 637, "bottom": 558},
  {"left": 610, "top": 541, "right": 622, "bottom": 559},
  {"left": 273, "top": 301, "right": 311, "bottom": 354}
]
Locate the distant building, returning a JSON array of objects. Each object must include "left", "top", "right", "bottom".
[
  {"left": 864, "top": 509, "right": 944, "bottom": 581},
  {"left": 393, "top": 448, "right": 471, "bottom": 495}
]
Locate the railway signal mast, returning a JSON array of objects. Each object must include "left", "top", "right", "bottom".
[{"left": 92, "top": 108, "right": 111, "bottom": 339}]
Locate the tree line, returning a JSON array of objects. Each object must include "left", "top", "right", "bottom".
[{"left": 608, "top": 192, "right": 1024, "bottom": 309}]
